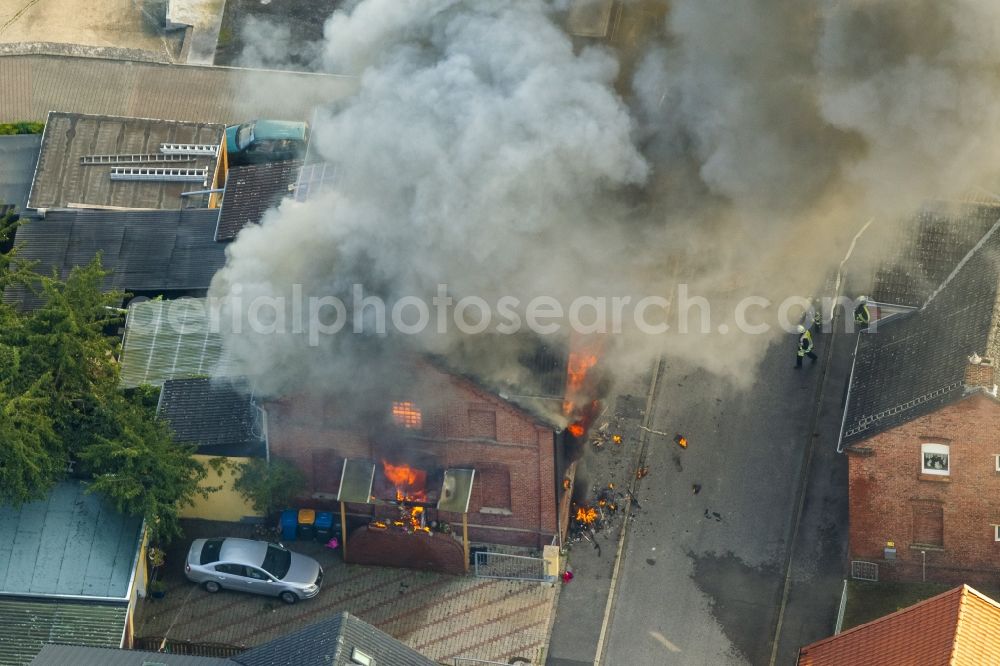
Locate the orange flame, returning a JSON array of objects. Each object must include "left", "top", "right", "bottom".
[
  {"left": 568, "top": 423, "right": 585, "bottom": 437},
  {"left": 382, "top": 460, "right": 427, "bottom": 502},
  {"left": 575, "top": 506, "right": 598, "bottom": 525},
  {"left": 563, "top": 352, "right": 599, "bottom": 416}
]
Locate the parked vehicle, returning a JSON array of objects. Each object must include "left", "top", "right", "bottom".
[
  {"left": 224, "top": 119, "right": 309, "bottom": 166},
  {"left": 184, "top": 537, "right": 322, "bottom": 604}
]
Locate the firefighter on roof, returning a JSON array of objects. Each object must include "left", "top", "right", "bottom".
[
  {"left": 855, "top": 295, "right": 871, "bottom": 329},
  {"left": 795, "top": 324, "right": 818, "bottom": 368}
]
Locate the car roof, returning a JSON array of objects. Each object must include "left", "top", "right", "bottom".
[{"left": 218, "top": 538, "right": 268, "bottom": 564}]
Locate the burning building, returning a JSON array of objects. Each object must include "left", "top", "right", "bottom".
[{"left": 265, "top": 339, "right": 606, "bottom": 552}]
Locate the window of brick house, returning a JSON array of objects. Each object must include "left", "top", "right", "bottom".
[
  {"left": 995, "top": 454, "right": 1000, "bottom": 472},
  {"left": 392, "top": 401, "right": 422, "bottom": 429},
  {"left": 911, "top": 503, "right": 944, "bottom": 547},
  {"left": 468, "top": 409, "right": 497, "bottom": 440},
  {"left": 473, "top": 466, "right": 511, "bottom": 512},
  {"left": 995, "top": 525, "right": 1000, "bottom": 542},
  {"left": 921, "top": 443, "right": 950, "bottom": 476}
]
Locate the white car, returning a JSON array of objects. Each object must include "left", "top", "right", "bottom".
[{"left": 184, "top": 537, "right": 323, "bottom": 604}]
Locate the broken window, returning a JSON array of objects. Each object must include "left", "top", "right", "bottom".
[{"left": 392, "top": 401, "right": 422, "bottom": 429}]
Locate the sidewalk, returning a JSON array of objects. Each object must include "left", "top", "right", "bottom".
[{"left": 546, "top": 370, "right": 657, "bottom": 666}]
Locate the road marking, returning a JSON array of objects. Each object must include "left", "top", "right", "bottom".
[{"left": 649, "top": 630, "right": 682, "bottom": 653}]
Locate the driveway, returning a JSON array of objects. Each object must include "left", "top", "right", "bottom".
[{"left": 137, "top": 520, "right": 558, "bottom": 664}]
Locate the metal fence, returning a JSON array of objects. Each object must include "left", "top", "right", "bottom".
[
  {"left": 851, "top": 560, "right": 879, "bottom": 582},
  {"left": 473, "top": 551, "right": 554, "bottom": 582},
  {"left": 133, "top": 637, "right": 244, "bottom": 657}
]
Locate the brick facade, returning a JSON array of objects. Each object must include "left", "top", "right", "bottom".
[
  {"left": 848, "top": 392, "right": 1000, "bottom": 584},
  {"left": 265, "top": 358, "right": 563, "bottom": 549}
]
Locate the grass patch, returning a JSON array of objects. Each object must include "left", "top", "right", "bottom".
[
  {"left": 844, "top": 580, "right": 1000, "bottom": 630},
  {"left": 0, "top": 122, "right": 44, "bottom": 135}
]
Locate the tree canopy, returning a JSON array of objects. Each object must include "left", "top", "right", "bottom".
[{"left": 0, "top": 211, "right": 208, "bottom": 542}]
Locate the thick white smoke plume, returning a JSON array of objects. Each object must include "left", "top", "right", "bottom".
[{"left": 213, "top": 0, "right": 1000, "bottom": 396}]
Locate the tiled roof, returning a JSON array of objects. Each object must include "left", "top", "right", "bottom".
[
  {"left": 798, "top": 585, "right": 1000, "bottom": 666},
  {"left": 4, "top": 208, "right": 225, "bottom": 310},
  {"left": 870, "top": 203, "right": 1000, "bottom": 308},
  {"left": 0, "top": 600, "right": 127, "bottom": 666},
  {"left": 0, "top": 481, "right": 143, "bottom": 599},
  {"left": 31, "top": 644, "right": 230, "bottom": 666},
  {"left": 841, "top": 203, "right": 1000, "bottom": 446},
  {"left": 158, "top": 378, "right": 265, "bottom": 456},
  {"left": 0, "top": 54, "right": 356, "bottom": 125},
  {"left": 231, "top": 612, "right": 438, "bottom": 666},
  {"left": 216, "top": 160, "right": 301, "bottom": 241}
]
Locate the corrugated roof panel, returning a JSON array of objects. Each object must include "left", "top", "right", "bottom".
[{"left": 0, "top": 599, "right": 127, "bottom": 666}]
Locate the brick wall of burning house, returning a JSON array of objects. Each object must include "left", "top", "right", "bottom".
[
  {"left": 847, "top": 392, "right": 1000, "bottom": 584},
  {"left": 264, "top": 359, "right": 562, "bottom": 548}
]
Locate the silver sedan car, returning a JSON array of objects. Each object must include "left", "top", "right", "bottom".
[{"left": 184, "top": 537, "right": 323, "bottom": 604}]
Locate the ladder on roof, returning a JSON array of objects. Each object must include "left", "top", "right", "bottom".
[
  {"left": 80, "top": 153, "right": 196, "bottom": 165},
  {"left": 159, "top": 143, "right": 218, "bottom": 156},
  {"left": 109, "top": 167, "right": 208, "bottom": 182}
]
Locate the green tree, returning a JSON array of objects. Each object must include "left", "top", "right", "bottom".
[
  {"left": 77, "top": 397, "right": 209, "bottom": 543},
  {"left": 233, "top": 458, "right": 307, "bottom": 517},
  {"left": 0, "top": 216, "right": 210, "bottom": 542}
]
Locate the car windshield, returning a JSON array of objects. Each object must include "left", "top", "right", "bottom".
[
  {"left": 200, "top": 539, "right": 223, "bottom": 565},
  {"left": 236, "top": 123, "right": 254, "bottom": 150},
  {"left": 261, "top": 544, "right": 292, "bottom": 578}
]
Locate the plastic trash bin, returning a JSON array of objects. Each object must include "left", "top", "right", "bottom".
[
  {"left": 280, "top": 509, "right": 298, "bottom": 542},
  {"left": 314, "top": 511, "right": 334, "bottom": 542},
  {"left": 298, "top": 509, "right": 316, "bottom": 541}
]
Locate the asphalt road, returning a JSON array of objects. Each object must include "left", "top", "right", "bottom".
[{"left": 599, "top": 329, "right": 847, "bottom": 666}]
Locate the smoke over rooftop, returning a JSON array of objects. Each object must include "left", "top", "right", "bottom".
[{"left": 211, "top": 0, "right": 1000, "bottom": 397}]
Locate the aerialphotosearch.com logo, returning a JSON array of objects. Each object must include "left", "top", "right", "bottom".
[{"left": 126, "top": 284, "right": 873, "bottom": 343}]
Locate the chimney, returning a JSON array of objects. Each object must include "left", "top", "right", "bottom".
[{"left": 965, "top": 353, "right": 996, "bottom": 392}]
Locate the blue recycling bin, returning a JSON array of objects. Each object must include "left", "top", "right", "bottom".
[
  {"left": 280, "top": 509, "right": 298, "bottom": 542},
  {"left": 314, "top": 511, "right": 335, "bottom": 542}
]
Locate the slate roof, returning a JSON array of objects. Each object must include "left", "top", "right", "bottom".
[
  {"left": 0, "top": 134, "right": 42, "bottom": 212},
  {"left": 798, "top": 585, "right": 1000, "bottom": 666},
  {"left": 28, "top": 112, "right": 223, "bottom": 211},
  {"left": 0, "top": 481, "right": 143, "bottom": 599},
  {"left": 231, "top": 612, "right": 439, "bottom": 666},
  {"left": 1, "top": 600, "right": 128, "bottom": 666},
  {"left": 4, "top": 208, "right": 225, "bottom": 310},
  {"left": 31, "top": 645, "right": 230, "bottom": 666},
  {"left": 870, "top": 203, "right": 1000, "bottom": 308},
  {"left": 216, "top": 160, "right": 301, "bottom": 241},
  {"left": 158, "top": 378, "right": 265, "bottom": 456},
  {"left": 840, "top": 204, "right": 1000, "bottom": 447}
]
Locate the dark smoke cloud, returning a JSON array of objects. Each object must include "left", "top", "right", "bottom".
[{"left": 211, "top": 0, "right": 1000, "bottom": 395}]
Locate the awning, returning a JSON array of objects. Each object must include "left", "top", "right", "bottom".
[
  {"left": 437, "top": 469, "right": 476, "bottom": 513},
  {"left": 337, "top": 459, "right": 376, "bottom": 504}
]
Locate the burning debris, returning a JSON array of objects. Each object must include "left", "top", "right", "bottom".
[
  {"left": 373, "top": 460, "right": 433, "bottom": 535},
  {"left": 675, "top": 434, "right": 688, "bottom": 449},
  {"left": 567, "top": 483, "right": 631, "bottom": 554}
]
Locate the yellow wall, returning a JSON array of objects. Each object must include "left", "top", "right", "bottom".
[{"left": 178, "top": 455, "right": 261, "bottom": 522}]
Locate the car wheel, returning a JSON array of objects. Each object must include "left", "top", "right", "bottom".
[
  {"left": 279, "top": 591, "right": 298, "bottom": 605},
  {"left": 204, "top": 581, "right": 221, "bottom": 593}
]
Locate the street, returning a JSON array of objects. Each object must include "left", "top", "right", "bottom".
[{"left": 596, "top": 326, "right": 850, "bottom": 665}]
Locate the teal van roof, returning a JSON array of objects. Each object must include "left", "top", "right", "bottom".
[{"left": 0, "top": 482, "right": 143, "bottom": 599}]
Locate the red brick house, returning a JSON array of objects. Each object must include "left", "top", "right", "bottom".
[
  {"left": 798, "top": 585, "right": 1000, "bottom": 665},
  {"left": 265, "top": 351, "right": 575, "bottom": 549},
  {"left": 839, "top": 203, "right": 1000, "bottom": 583}
]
